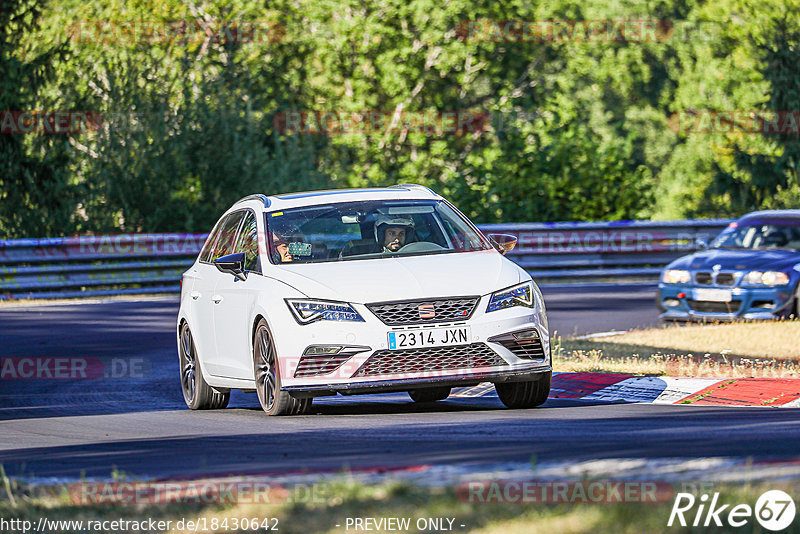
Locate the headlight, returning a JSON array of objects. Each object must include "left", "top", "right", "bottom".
[
  {"left": 742, "top": 271, "right": 790, "bottom": 286},
  {"left": 286, "top": 299, "right": 365, "bottom": 324},
  {"left": 487, "top": 281, "right": 534, "bottom": 313},
  {"left": 662, "top": 269, "right": 691, "bottom": 284}
]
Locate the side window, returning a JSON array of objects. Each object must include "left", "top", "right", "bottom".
[
  {"left": 211, "top": 211, "right": 245, "bottom": 261},
  {"left": 234, "top": 211, "right": 261, "bottom": 273},
  {"left": 199, "top": 219, "right": 224, "bottom": 263}
]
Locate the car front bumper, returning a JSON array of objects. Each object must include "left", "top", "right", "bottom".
[
  {"left": 275, "top": 296, "right": 551, "bottom": 391},
  {"left": 658, "top": 283, "right": 795, "bottom": 321}
]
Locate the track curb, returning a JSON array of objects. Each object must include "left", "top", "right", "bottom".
[{"left": 550, "top": 372, "right": 800, "bottom": 407}]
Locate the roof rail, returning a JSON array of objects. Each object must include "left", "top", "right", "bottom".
[
  {"left": 388, "top": 183, "right": 437, "bottom": 196},
  {"left": 235, "top": 194, "right": 271, "bottom": 208}
]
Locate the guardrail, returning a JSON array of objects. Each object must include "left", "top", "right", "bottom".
[
  {"left": 0, "top": 219, "right": 731, "bottom": 300},
  {"left": 481, "top": 219, "right": 731, "bottom": 280}
]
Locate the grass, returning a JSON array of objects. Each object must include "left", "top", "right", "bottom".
[
  {"left": 1, "top": 476, "right": 799, "bottom": 533},
  {"left": 553, "top": 319, "right": 800, "bottom": 378}
]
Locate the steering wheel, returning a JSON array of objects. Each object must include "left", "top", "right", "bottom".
[{"left": 396, "top": 242, "right": 446, "bottom": 253}]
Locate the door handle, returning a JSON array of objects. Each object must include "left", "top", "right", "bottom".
[
  {"left": 212, "top": 295, "right": 223, "bottom": 304},
  {"left": 190, "top": 291, "right": 201, "bottom": 300}
]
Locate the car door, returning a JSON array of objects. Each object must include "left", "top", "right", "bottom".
[
  {"left": 212, "top": 209, "right": 262, "bottom": 379},
  {"left": 194, "top": 210, "right": 246, "bottom": 377}
]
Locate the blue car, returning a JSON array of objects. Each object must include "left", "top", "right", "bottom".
[{"left": 659, "top": 210, "right": 800, "bottom": 321}]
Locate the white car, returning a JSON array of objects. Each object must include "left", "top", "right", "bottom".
[{"left": 177, "top": 185, "right": 552, "bottom": 415}]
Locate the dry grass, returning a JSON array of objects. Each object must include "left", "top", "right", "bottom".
[
  {"left": 553, "top": 320, "right": 800, "bottom": 378},
  {"left": 600, "top": 320, "right": 800, "bottom": 360}
]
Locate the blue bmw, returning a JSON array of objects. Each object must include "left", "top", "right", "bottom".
[{"left": 658, "top": 210, "right": 800, "bottom": 321}]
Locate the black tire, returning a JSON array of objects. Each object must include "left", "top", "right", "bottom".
[
  {"left": 794, "top": 285, "right": 800, "bottom": 319},
  {"left": 179, "top": 323, "right": 230, "bottom": 410},
  {"left": 655, "top": 291, "right": 666, "bottom": 313},
  {"left": 495, "top": 371, "right": 551, "bottom": 409},
  {"left": 253, "top": 319, "right": 312, "bottom": 416},
  {"left": 408, "top": 387, "right": 451, "bottom": 403}
]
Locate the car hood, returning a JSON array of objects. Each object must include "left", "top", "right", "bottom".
[
  {"left": 269, "top": 250, "right": 524, "bottom": 303},
  {"left": 669, "top": 248, "right": 800, "bottom": 272}
]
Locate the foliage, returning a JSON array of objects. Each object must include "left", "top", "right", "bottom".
[{"left": 0, "top": 0, "right": 797, "bottom": 236}]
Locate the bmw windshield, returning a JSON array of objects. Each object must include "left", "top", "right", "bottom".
[
  {"left": 711, "top": 223, "right": 800, "bottom": 251},
  {"left": 265, "top": 200, "right": 491, "bottom": 264}
]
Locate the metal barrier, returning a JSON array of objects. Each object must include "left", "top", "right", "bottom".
[
  {"left": 0, "top": 219, "right": 731, "bottom": 300},
  {"left": 482, "top": 219, "right": 731, "bottom": 280}
]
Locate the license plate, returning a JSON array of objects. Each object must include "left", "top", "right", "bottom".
[
  {"left": 693, "top": 288, "right": 732, "bottom": 302},
  {"left": 388, "top": 326, "right": 471, "bottom": 350}
]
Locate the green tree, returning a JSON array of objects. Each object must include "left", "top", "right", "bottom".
[{"left": 0, "top": 0, "right": 75, "bottom": 238}]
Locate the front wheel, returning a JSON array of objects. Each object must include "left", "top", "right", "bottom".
[
  {"left": 179, "top": 323, "right": 229, "bottom": 410},
  {"left": 253, "top": 319, "right": 312, "bottom": 416},
  {"left": 495, "top": 371, "right": 551, "bottom": 409},
  {"left": 408, "top": 387, "right": 451, "bottom": 403},
  {"left": 794, "top": 285, "right": 800, "bottom": 319}
]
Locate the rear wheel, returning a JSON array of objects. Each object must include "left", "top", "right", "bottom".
[
  {"left": 408, "top": 387, "right": 451, "bottom": 403},
  {"left": 179, "top": 323, "right": 230, "bottom": 410},
  {"left": 495, "top": 371, "right": 551, "bottom": 409},
  {"left": 253, "top": 319, "right": 312, "bottom": 416}
]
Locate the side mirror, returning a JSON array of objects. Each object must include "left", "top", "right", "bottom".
[
  {"left": 214, "top": 252, "right": 247, "bottom": 281},
  {"left": 695, "top": 237, "right": 709, "bottom": 250},
  {"left": 487, "top": 233, "right": 518, "bottom": 255}
]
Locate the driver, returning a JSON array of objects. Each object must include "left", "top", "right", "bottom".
[{"left": 374, "top": 214, "right": 415, "bottom": 253}]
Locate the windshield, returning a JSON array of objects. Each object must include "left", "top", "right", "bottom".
[
  {"left": 265, "top": 200, "right": 490, "bottom": 264},
  {"left": 711, "top": 223, "right": 800, "bottom": 251}
]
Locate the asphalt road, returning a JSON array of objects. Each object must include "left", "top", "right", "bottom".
[{"left": 2, "top": 285, "right": 798, "bottom": 482}]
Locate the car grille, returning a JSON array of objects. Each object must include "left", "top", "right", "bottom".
[
  {"left": 294, "top": 354, "right": 353, "bottom": 377},
  {"left": 695, "top": 272, "right": 713, "bottom": 285},
  {"left": 694, "top": 272, "right": 736, "bottom": 286},
  {"left": 366, "top": 297, "right": 479, "bottom": 326},
  {"left": 715, "top": 273, "right": 736, "bottom": 285},
  {"left": 352, "top": 343, "right": 505, "bottom": 377},
  {"left": 687, "top": 299, "right": 741, "bottom": 313}
]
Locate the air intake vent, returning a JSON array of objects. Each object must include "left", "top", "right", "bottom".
[{"left": 353, "top": 343, "right": 505, "bottom": 377}]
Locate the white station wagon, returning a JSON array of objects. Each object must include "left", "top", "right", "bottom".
[{"left": 177, "top": 185, "right": 552, "bottom": 415}]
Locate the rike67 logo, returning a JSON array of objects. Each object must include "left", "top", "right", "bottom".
[{"left": 668, "top": 490, "right": 796, "bottom": 531}]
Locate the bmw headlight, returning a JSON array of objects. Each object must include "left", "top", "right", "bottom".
[
  {"left": 487, "top": 281, "right": 534, "bottom": 313},
  {"left": 742, "top": 271, "right": 790, "bottom": 286},
  {"left": 286, "top": 299, "right": 365, "bottom": 324},
  {"left": 662, "top": 269, "right": 691, "bottom": 284}
]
